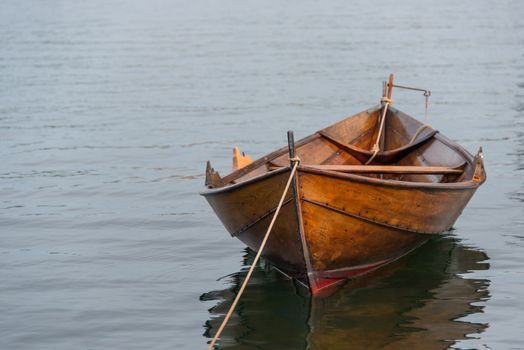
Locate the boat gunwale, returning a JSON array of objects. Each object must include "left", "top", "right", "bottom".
[
  {"left": 200, "top": 166, "right": 291, "bottom": 196},
  {"left": 297, "top": 166, "right": 482, "bottom": 191},
  {"left": 200, "top": 160, "right": 482, "bottom": 198}
]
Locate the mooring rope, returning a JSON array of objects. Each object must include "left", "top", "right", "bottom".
[
  {"left": 365, "top": 97, "right": 391, "bottom": 165},
  {"left": 206, "top": 159, "right": 300, "bottom": 350},
  {"left": 367, "top": 77, "right": 432, "bottom": 164}
]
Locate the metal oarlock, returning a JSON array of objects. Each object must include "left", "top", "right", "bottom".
[{"left": 387, "top": 81, "right": 431, "bottom": 122}]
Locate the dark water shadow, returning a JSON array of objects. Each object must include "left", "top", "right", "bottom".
[{"left": 201, "top": 235, "right": 490, "bottom": 350}]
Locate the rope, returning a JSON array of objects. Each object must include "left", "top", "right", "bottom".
[
  {"left": 380, "top": 97, "right": 392, "bottom": 105},
  {"left": 206, "top": 159, "right": 301, "bottom": 350},
  {"left": 365, "top": 102, "right": 389, "bottom": 165},
  {"left": 365, "top": 78, "right": 431, "bottom": 165},
  {"left": 408, "top": 124, "right": 432, "bottom": 144}
]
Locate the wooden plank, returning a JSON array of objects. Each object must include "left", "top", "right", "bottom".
[
  {"left": 267, "top": 164, "right": 463, "bottom": 174},
  {"left": 302, "top": 165, "right": 463, "bottom": 174}
]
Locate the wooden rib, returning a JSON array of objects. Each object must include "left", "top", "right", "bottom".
[
  {"left": 319, "top": 129, "right": 439, "bottom": 164},
  {"left": 318, "top": 130, "right": 372, "bottom": 163},
  {"left": 268, "top": 165, "right": 463, "bottom": 175}
]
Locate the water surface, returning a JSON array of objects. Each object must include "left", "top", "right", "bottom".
[{"left": 1, "top": 0, "right": 523, "bottom": 349}]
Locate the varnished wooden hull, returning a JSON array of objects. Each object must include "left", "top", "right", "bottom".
[
  {"left": 203, "top": 164, "right": 482, "bottom": 294},
  {"left": 201, "top": 104, "right": 486, "bottom": 295},
  {"left": 204, "top": 168, "right": 307, "bottom": 278},
  {"left": 296, "top": 167, "right": 480, "bottom": 294}
]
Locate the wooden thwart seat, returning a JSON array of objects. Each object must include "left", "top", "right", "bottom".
[
  {"left": 267, "top": 164, "right": 464, "bottom": 175},
  {"left": 302, "top": 164, "right": 463, "bottom": 175}
]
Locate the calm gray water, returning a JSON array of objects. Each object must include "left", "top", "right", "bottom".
[{"left": 1, "top": 0, "right": 523, "bottom": 349}]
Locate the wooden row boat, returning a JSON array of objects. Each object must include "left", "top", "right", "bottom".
[{"left": 201, "top": 77, "right": 486, "bottom": 296}]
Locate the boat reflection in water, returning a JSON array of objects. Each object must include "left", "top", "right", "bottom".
[{"left": 202, "top": 236, "right": 489, "bottom": 350}]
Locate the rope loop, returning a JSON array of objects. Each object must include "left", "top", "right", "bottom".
[
  {"left": 408, "top": 124, "right": 432, "bottom": 144},
  {"left": 380, "top": 97, "right": 392, "bottom": 105},
  {"left": 289, "top": 156, "right": 301, "bottom": 164}
]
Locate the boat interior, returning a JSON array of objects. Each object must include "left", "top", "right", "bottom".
[{"left": 205, "top": 105, "right": 483, "bottom": 189}]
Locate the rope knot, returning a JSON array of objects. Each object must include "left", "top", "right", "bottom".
[
  {"left": 289, "top": 156, "right": 301, "bottom": 164},
  {"left": 381, "top": 97, "right": 392, "bottom": 105}
]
